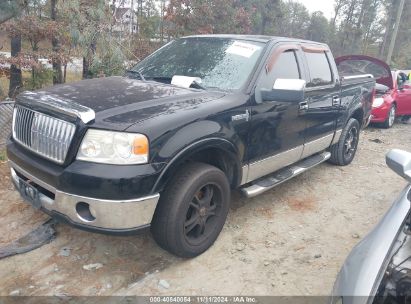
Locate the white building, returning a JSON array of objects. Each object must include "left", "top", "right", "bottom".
[
  {"left": 114, "top": 7, "right": 138, "bottom": 35},
  {"left": 109, "top": 0, "right": 139, "bottom": 35}
]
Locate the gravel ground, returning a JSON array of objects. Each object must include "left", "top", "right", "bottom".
[{"left": 0, "top": 122, "right": 410, "bottom": 296}]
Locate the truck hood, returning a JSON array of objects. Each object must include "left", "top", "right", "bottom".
[
  {"left": 18, "top": 76, "right": 225, "bottom": 130},
  {"left": 336, "top": 55, "right": 394, "bottom": 89}
]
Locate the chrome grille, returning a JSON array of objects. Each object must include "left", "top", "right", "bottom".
[{"left": 12, "top": 106, "right": 76, "bottom": 164}]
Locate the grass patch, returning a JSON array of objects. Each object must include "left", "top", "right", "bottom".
[
  {"left": 0, "top": 149, "right": 6, "bottom": 161},
  {"left": 0, "top": 77, "right": 8, "bottom": 100},
  {"left": 0, "top": 70, "right": 82, "bottom": 100}
]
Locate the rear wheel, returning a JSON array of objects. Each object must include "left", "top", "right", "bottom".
[
  {"left": 383, "top": 105, "right": 396, "bottom": 129},
  {"left": 151, "top": 162, "right": 230, "bottom": 258},
  {"left": 329, "top": 118, "right": 360, "bottom": 166}
]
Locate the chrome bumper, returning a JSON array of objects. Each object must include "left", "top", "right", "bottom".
[{"left": 9, "top": 162, "right": 160, "bottom": 231}]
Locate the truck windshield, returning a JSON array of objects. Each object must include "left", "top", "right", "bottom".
[{"left": 129, "top": 38, "right": 265, "bottom": 90}]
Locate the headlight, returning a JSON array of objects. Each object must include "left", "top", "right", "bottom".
[
  {"left": 77, "top": 129, "right": 149, "bottom": 165},
  {"left": 372, "top": 97, "right": 385, "bottom": 108}
]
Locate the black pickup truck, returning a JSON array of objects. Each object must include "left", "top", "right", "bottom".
[{"left": 7, "top": 35, "right": 376, "bottom": 257}]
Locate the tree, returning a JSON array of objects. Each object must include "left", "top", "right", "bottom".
[
  {"left": 165, "top": 0, "right": 252, "bottom": 37},
  {"left": 59, "top": 0, "right": 126, "bottom": 79},
  {"left": 0, "top": 0, "right": 26, "bottom": 98},
  {"left": 51, "top": 0, "right": 63, "bottom": 84},
  {"left": 251, "top": 0, "right": 281, "bottom": 35},
  {"left": 0, "top": 0, "right": 21, "bottom": 24},
  {"left": 274, "top": 1, "right": 310, "bottom": 39},
  {"left": 306, "top": 11, "right": 330, "bottom": 43},
  {"left": 330, "top": 0, "right": 385, "bottom": 57},
  {"left": 8, "top": 34, "right": 22, "bottom": 98}
]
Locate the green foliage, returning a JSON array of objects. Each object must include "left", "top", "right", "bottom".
[
  {"left": 58, "top": 0, "right": 126, "bottom": 78},
  {"left": 90, "top": 39, "right": 127, "bottom": 77},
  {"left": 24, "top": 68, "right": 54, "bottom": 90},
  {"left": 273, "top": 1, "right": 310, "bottom": 38},
  {"left": 306, "top": 12, "right": 330, "bottom": 43},
  {"left": 165, "top": 0, "right": 252, "bottom": 36},
  {"left": 0, "top": 0, "right": 20, "bottom": 24},
  {"left": 0, "top": 149, "right": 6, "bottom": 161}
]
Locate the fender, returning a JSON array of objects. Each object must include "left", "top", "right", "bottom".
[
  {"left": 151, "top": 137, "right": 243, "bottom": 194},
  {"left": 339, "top": 85, "right": 369, "bottom": 130}
]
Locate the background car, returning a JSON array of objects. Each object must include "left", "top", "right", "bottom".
[
  {"left": 337, "top": 56, "right": 411, "bottom": 128},
  {"left": 372, "top": 70, "right": 411, "bottom": 128},
  {"left": 331, "top": 149, "right": 411, "bottom": 304}
]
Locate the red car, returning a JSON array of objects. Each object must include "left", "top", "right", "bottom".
[{"left": 337, "top": 55, "right": 411, "bottom": 128}]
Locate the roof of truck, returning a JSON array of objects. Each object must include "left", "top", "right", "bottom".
[{"left": 183, "top": 34, "right": 326, "bottom": 45}]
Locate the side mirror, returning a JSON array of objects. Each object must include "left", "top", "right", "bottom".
[
  {"left": 261, "top": 79, "right": 306, "bottom": 103},
  {"left": 386, "top": 149, "right": 411, "bottom": 182}
]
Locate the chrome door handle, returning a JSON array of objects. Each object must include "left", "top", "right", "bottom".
[
  {"left": 299, "top": 102, "right": 309, "bottom": 111},
  {"left": 332, "top": 96, "right": 341, "bottom": 106}
]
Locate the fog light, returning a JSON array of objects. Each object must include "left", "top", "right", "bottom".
[{"left": 76, "top": 202, "right": 96, "bottom": 222}]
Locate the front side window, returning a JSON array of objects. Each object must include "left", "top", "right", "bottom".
[
  {"left": 256, "top": 50, "right": 301, "bottom": 102},
  {"left": 305, "top": 52, "right": 333, "bottom": 87},
  {"left": 129, "top": 38, "right": 265, "bottom": 90}
]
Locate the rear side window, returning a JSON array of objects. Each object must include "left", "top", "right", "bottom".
[{"left": 305, "top": 52, "right": 333, "bottom": 87}]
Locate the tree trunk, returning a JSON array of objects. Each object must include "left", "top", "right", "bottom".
[
  {"left": 51, "top": 0, "right": 63, "bottom": 84},
  {"left": 8, "top": 35, "right": 22, "bottom": 98},
  {"left": 386, "top": 0, "right": 406, "bottom": 64},
  {"left": 82, "top": 41, "right": 96, "bottom": 79},
  {"left": 379, "top": 1, "right": 396, "bottom": 58},
  {"left": 260, "top": 16, "right": 268, "bottom": 35},
  {"left": 82, "top": 56, "right": 89, "bottom": 79}
]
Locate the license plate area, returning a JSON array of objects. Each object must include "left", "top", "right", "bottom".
[{"left": 18, "top": 179, "right": 41, "bottom": 209}]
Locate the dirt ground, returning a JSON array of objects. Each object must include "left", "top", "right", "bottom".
[{"left": 0, "top": 122, "right": 410, "bottom": 296}]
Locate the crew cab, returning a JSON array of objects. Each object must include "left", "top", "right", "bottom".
[
  {"left": 337, "top": 55, "right": 411, "bottom": 128},
  {"left": 7, "top": 35, "right": 376, "bottom": 257}
]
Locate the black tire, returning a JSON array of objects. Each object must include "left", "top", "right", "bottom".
[
  {"left": 151, "top": 162, "right": 230, "bottom": 258},
  {"left": 329, "top": 118, "right": 360, "bottom": 166},
  {"left": 383, "top": 105, "right": 396, "bottom": 129}
]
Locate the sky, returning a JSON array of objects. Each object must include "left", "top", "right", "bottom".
[{"left": 295, "top": 0, "right": 335, "bottom": 19}]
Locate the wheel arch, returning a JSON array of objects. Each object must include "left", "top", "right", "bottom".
[
  {"left": 151, "top": 138, "right": 243, "bottom": 194},
  {"left": 351, "top": 107, "right": 365, "bottom": 126}
]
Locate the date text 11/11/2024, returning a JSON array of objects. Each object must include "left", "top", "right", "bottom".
[{"left": 149, "top": 297, "right": 258, "bottom": 303}]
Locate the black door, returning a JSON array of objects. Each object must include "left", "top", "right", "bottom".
[
  {"left": 246, "top": 45, "right": 306, "bottom": 182},
  {"left": 300, "top": 49, "right": 340, "bottom": 158}
]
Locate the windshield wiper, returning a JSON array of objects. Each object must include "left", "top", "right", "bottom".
[
  {"left": 126, "top": 69, "right": 146, "bottom": 81},
  {"left": 127, "top": 73, "right": 207, "bottom": 90}
]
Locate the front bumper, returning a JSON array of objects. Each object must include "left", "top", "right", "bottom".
[
  {"left": 9, "top": 161, "right": 160, "bottom": 234},
  {"left": 371, "top": 104, "right": 390, "bottom": 123}
]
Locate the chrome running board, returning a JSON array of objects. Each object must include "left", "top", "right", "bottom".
[{"left": 241, "top": 151, "right": 331, "bottom": 198}]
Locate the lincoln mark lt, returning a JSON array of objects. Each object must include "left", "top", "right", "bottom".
[{"left": 7, "top": 35, "right": 377, "bottom": 257}]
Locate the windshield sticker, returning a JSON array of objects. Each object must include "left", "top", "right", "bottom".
[
  {"left": 226, "top": 41, "right": 261, "bottom": 58},
  {"left": 171, "top": 75, "right": 202, "bottom": 88}
]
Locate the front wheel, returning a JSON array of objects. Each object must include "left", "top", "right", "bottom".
[
  {"left": 151, "top": 162, "right": 230, "bottom": 258},
  {"left": 328, "top": 118, "right": 360, "bottom": 166},
  {"left": 383, "top": 105, "right": 396, "bottom": 129}
]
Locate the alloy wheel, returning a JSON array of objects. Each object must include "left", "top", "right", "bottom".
[
  {"left": 184, "top": 183, "right": 222, "bottom": 246},
  {"left": 344, "top": 126, "right": 358, "bottom": 160}
]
